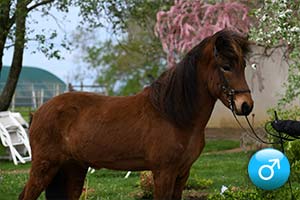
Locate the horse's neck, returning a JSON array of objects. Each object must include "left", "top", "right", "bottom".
[{"left": 194, "top": 86, "right": 217, "bottom": 131}]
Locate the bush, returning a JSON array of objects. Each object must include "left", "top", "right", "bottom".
[
  {"left": 185, "top": 176, "right": 213, "bottom": 190},
  {"left": 138, "top": 171, "right": 213, "bottom": 199},
  {"left": 208, "top": 185, "right": 300, "bottom": 200},
  {"left": 139, "top": 171, "right": 154, "bottom": 199},
  {"left": 267, "top": 107, "right": 300, "bottom": 182}
]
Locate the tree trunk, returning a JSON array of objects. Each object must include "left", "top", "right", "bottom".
[
  {"left": 0, "top": 0, "right": 27, "bottom": 111},
  {"left": 0, "top": 0, "right": 11, "bottom": 73}
]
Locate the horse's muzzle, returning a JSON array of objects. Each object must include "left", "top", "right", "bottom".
[
  {"left": 235, "top": 100, "right": 253, "bottom": 116},
  {"left": 241, "top": 101, "right": 253, "bottom": 116}
]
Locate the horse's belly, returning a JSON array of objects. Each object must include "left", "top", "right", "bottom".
[{"left": 90, "top": 157, "right": 150, "bottom": 171}]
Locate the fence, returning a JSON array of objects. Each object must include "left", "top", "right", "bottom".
[
  {"left": 0, "top": 83, "right": 66, "bottom": 110},
  {"left": 68, "top": 83, "right": 107, "bottom": 94},
  {"left": 3, "top": 82, "right": 106, "bottom": 110}
]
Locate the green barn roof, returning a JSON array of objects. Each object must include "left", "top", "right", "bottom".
[
  {"left": 0, "top": 66, "right": 66, "bottom": 107},
  {"left": 0, "top": 66, "right": 66, "bottom": 85}
]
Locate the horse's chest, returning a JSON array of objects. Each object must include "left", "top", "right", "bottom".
[{"left": 183, "top": 133, "right": 205, "bottom": 162}]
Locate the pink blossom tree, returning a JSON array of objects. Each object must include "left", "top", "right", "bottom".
[{"left": 155, "top": 0, "right": 250, "bottom": 67}]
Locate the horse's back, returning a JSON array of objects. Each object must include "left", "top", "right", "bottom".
[
  {"left": 31, "top": 92, "right": 105, "bottom": 127},
  {"left": 28, "top": 91, "right": 152, "bottom": 160},
  {"left": 28, "top": 92, "right": 107, "bottom": 151}
]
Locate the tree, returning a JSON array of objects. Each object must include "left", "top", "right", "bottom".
[
  {"left": 250, "top": 0, "right": 300, "bottom": 107},
  {"left": 155, "top": 0, "right": 250, "bottom": 67},
  {"left": 0, "top": 0, "right": 105, "bottom": 111},
  {"left": 73, "top": 1, "right": 173, "bottom": 95}
]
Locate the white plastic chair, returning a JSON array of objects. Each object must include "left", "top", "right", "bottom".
[
  {"left": 11, "top": 112, "right": 29, "bottom": 128},
  {"left": 0, "top": 111, "right": 31, "bottom": 165}
]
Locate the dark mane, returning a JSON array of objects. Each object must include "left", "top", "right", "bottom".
[
  {"left": 149, "top": 39, "right": 208, "bottom": 128},
  {"left": 149, "top": 30, "right": 249, "bottom": 128}
]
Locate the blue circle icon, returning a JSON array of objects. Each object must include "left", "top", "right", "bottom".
[{"left": 248, "top": 148, "right": 290, "bottom": 190}]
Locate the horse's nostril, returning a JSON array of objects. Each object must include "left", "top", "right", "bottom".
[{"left": 241, "top": 102, "right": 252, "bottom": 116}]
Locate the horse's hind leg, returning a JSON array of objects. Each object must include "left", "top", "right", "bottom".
[
  {"left": 45, "top": 160, "right": 88, "bottom": 200},
  {"left": 19, "top": 160, "right": 60, "bottom": 200}
]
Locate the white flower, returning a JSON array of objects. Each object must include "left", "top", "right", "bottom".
[
  {"left": 291, "top": 27, "right": 300, "bottom": 32},
  {"left": 278, "top": 12, "right": 286, "bottom": 18},
  {"left": 220, "top": 185, "right": 228, "bottom": 195},
  {"left": 275, "top": 27, "right": 282, "bottom": 33},
  {"left": 261, "top": 14, "right": 267, "bottom": 22},
  {"left": 285, "top": 9, "right": 292, "bottom": 14}
]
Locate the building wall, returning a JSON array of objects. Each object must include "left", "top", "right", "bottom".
[{"left": 207, "top": 46, "right": 290, "bottom": 128}]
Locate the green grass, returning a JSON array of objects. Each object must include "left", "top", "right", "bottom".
[
  {"left": 202, "top": 139, "right": 240, "bottom": 153},
  {"left": 0, "top": 139, "right": 252, "bottom": 200},
  {"left": 0, "top": 139, "right": 246, "bottom": 199},
  {"left": 10, "top": 107, "right": 35, "bottom": 122},
  {"left": 192, "top": 151, "right": 253, "bottom": 192},
  {"left": 0, "top": 145, "right": 6, "bottom": 156}
]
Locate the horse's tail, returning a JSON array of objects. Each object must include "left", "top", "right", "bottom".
[
  {"left": 28, "top": 112, "right": 34, "bottom": 128},
  {"left": 45, "top": 167, "right": 68, "bottom": 200}
]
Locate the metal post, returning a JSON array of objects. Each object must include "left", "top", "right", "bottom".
[
  {"left": 56, "top": 84, "right": 60, "bottom": 96},
  {"left": 11, "top": 93, "right": 15, "bottom": 111},
  {"left": 32, "top": 85, "right": 37, "bottom": 109},
  {"left": 40, "top": 89, "right": 44, "bottom": 106}
]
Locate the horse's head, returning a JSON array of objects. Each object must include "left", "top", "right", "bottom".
[
  {"left": 205, "top": 30, "right": 253, "bottom": 116},
  {"left": 149, "top": 29, "right": 253, "bottom": 128}
]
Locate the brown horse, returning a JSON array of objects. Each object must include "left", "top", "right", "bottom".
[{"left": 19, "top": 29, "right": 253, "bottom": 200}]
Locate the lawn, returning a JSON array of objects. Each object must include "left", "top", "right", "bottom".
[{"left": 0, "top": 139, "right": 254, "bottom": 200}]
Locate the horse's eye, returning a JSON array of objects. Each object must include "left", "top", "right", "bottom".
[{"left": 221, "top": 65, "right": 231, "bottom": 72}]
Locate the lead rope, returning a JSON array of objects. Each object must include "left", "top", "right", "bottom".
[
  {"left": 231, "top": 109, "right": 278, "bottom": 144},
  {"left": 227, "top": 89, "right": 279, "bottom": 144}
]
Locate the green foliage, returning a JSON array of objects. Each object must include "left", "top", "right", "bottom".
[
  {"left": 87, "top": 0, "right": 173, "bottom": 35},
  {"left": 265, "top": 106, "right": 300, "bottom": 143},
  {"left": 267, "top": 107, "right": 300, "bottom": 178},
  {"left": 185, "top": 177, "right": 213, "bottom": 190},
  {"left": 267, "top": 106, "right": 300, "bottom": 121},
  {"left": 74, "top": 1, "right": 173, "bottom": 95},
  {"left": 286, "top": 141, "right": 300, "bottom": 182},
  {"left": 208, "top": 188, "right": 261, "bottom": 200},
  {"left": 250, "top": 1, "right": 300, "bottom": 106},
  {"left": 82, "top": 37, "right": 164, "bottom": 95},
  {"left": 208, "top": 186, "right": 300, "bottom": 200}
]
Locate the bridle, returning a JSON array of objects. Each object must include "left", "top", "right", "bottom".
[
  {"left": 214, "top": 47, "right": 294, "bottom": 143},
  {"left": 214, "top": 46, "right": 251, "bottom": 112},
  {"left": 219, "top": 68, "right": 251, "bottom": 112},
  {"left": 218, "top": 66, "right": 287, "bottom": 144},
  {"left": 219, "top": 65, "right": 296, "bottom": 144}
]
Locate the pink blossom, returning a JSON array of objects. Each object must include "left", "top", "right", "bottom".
[{"left": 155, "top": 1, "right": 250, "bottom": 67}]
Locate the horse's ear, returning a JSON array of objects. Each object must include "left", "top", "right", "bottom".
[
  {"left": 214, "top": 34, "right": 230, "bottom": 57},
  {"left": 240, "top": 34, "right": 251, "bottom": 55},
  {"left": 214, "top": 32, "right": 250, "bottom": 56}
]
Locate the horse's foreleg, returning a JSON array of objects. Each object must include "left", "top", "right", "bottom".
[
  {"left": 172, "top": 168, "right": 191, "bottom": 200},
  {"left": 152, "top": 169, "right": 177, "bottom": 200},
  {"left": 19, "top": 160, "right": 60, "bottom": 200},
  {"left": 63, "top": 161, "right": 88, "bottom": 200}
]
